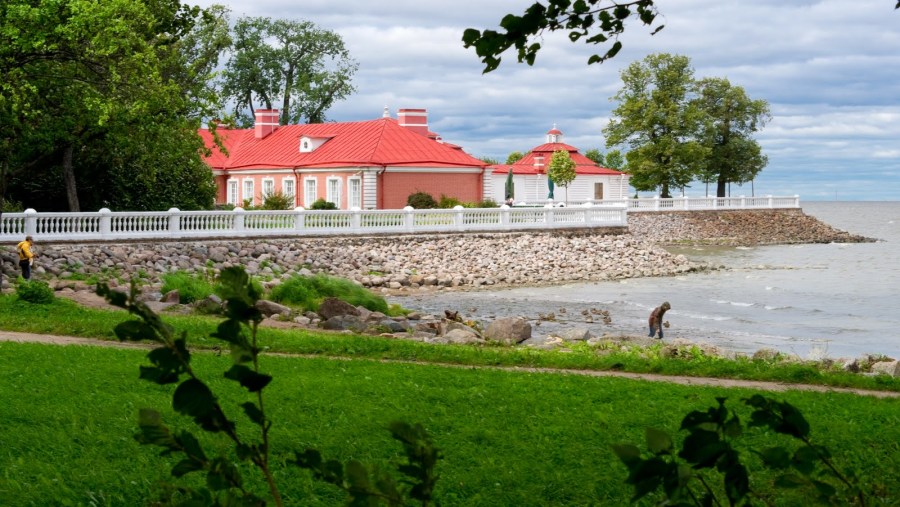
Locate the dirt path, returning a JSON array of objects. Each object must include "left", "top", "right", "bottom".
[{"left": 2, "top": 330, "right": 897, "bottom": 399}]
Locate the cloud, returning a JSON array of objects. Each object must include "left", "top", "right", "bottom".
[{"left": 191, "top": 0, "right": 900, "bottom": 200}]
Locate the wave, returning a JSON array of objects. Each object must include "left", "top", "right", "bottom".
[{"left": 711, "top": 299, "right": 755, "bottom": 307}]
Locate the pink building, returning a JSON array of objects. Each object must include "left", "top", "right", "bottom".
[{"left": 200, "top": 108, "right": 488, "bottom": 210}]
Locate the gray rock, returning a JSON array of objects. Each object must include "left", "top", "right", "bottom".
[
  {"left": 483, "top": 317, "right": 531, "bottom": 345},
  {"left": 378, "top": 319, "right": 409, "bottom": 333},
  {"left": 321, "top": 315, "right": 367, "bottom": 333},
  {"left": 556, "top": 327, "right": 593, "bottom": 341},
  {"left": 871, "top": 360, "right": 900, "bottom": 377},
  {"left": 161, "top": 290, "right": 181, "bottom": 303},
  {"left": 439, "top": 320, "right": 481, "bottom": 337},
  {"left": 442, "top": 328, "right": 484, "bottom": 344},
  {"left": 255, "top": 299, "right": 291, "bottom": 317},
  {"left": 318, "top": 297, "right": 360, "bottom": 320}
]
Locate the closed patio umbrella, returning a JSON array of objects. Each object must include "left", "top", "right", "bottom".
[
  {"left": 505, "top": 169, "right": 514, "bottom": 201},
  {"left": 547, "top": 177, "right": 555, "bottom": 199}
]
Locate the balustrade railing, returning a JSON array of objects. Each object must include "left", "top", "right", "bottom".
[
  {"left": 0, "top": 204, "right": 629, "bottom": 242},
  {"left": 515, "top": 195, "right": 800, "bottom": 211}
]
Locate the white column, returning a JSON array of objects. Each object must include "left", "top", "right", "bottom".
[{"left": 363, "top": 169, "right": 378, "bottom": 210}]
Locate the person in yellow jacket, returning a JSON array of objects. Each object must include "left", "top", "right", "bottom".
[{"left": 16, "top": 235, "right": 35, "bottom": 280}]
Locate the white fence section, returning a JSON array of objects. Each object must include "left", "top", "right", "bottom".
[
  {"left": 0, "top": 204, "right": 629, "bottom": 242},
  {"left": 515, "top": 195, "right": 801, "bottom": 211}
]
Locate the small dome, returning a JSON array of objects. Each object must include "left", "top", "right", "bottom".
[{"left": 547, "top": 128, "right": 562, "bottom": 135}]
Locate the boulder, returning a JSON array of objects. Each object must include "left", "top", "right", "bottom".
[
  {"left": 318, "top": 297, "right": 360, "bottom": 320},
  {"left": 321, "top": 315, "right": 367, "bottom": 333},
  {"left": 483, "top": 317, "right": 531, "bottom": 345},
  {"left": 439, "top": 320, "right": 481, "bottom": 338},
  {"left": 161, "top": 290, "right": 181, "bottom": 303},
  {"left": 442, "top": 328, "right": 483, "bottom": 344},
  {"left": 556, "top": 327, "right": 593, "bottom": 341},
  {"left": 871, "top": 360, "right": 900, "bottom": 377},
  {"left": 255, "top": 299, "right": 291, "bottom": 317}
]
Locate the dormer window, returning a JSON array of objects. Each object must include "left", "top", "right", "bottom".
[{"left": 299, "top": 135, "right": 332, "bottom": 153}]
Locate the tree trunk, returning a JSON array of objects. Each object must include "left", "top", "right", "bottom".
[
  {"left": 62, "top": 143, "right": 80, "bottom": 212},
  {"left": 660, "top": 183, "right": 671, "bottom": 198},
  {"left": 716, "top": 177, "right": 727, "bottom": 198}
]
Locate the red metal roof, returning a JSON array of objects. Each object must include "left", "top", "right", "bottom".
[{"left": 199, "top": 118, "right": 486, "bottom": 170}]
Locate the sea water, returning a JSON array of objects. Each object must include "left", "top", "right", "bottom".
[{"left": 391, "top": 201, "right": 900, "bottom": 359}]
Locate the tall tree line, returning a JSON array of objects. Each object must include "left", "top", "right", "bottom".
[{"left": 0, "top": 1, "right": 356, "bottom": 212}]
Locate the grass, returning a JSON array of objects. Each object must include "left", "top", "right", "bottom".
[
  {"left": 0, "top": 294, "right": 898, "bottom": 393},
  {"left": 269, "top": 273, "right": 391, "bottom": 314},
  {"left": 0, "top": 341, "right": 898, "bottom": 506},
  {"left": 160, "top": 271, "right": 218, "bottom": 303}
]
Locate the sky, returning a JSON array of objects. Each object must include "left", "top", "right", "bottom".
[{"left": 190, "top": 0, "right": 900, "bottom": 201}]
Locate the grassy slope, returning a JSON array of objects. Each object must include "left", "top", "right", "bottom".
[{"left": 0, "top": 342, "right": 898, "bottom": 506}]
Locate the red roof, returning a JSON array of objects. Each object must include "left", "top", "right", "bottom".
[
  {"left": 200, "top": 118, "right": 485, "bottom": 170},
  {"left": 491, "top": 142, "right": 626, "bottom": 176}
]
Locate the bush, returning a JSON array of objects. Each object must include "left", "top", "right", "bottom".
[
  {"left": 260, "top": 190, "right": 295, "bottom": 210},
  {"left": 476, "top": 198, "right": 499, "bottom": 208},
  {"left": 16, "top": 279, "right": 55, "bottom": 304},
  {"left": 269, "top": 274, "right": 390, "bottom": 314},
  {"left": 310, "top": 198, "right": 337, "bottom": 210},
  {"left": 437, "top": 194, "right": 463, "bottom": 209},
  {"left": 406, "top": 191, "right": 437, "bottom": 209},
  {"left": 160, "top": 271, "right": 216, "bottom": 304}
]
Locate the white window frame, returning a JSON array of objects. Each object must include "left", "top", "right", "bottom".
[
  {"left": 304, "top": 178, "right": 317, "bottom": 207},
  {"left": 348, "top": 177, "right": 362, "bottom": 209},
  {"left": 262, "top": 178, "right": 275, "bottom": 202},
  {"left": 226, "top": 179, "right": 238, "bottom": 205},
  {"left": 242, "top": 179, "right": 255, "bottom": 206},
  {"left": 326, "top": 177, "right": 342, "bottom": 209},
  {"left": 283, "top": 178, "right": 296, "bottom": 205}
]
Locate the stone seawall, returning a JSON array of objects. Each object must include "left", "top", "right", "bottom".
[{"left": 0, "top": 209, "right": 868, "bottom": 292}]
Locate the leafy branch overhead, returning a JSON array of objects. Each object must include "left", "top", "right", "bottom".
[{"left": 463, "top": 0, "right": 663, "bottom": 73}]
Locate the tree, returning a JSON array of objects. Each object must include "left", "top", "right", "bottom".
[
  {"left": 0, "top": 0, "right": 218, "bottom": 211},
  {"left": 463, "top": 0, "right": 663, "bottom": 73},
  {"left": 604, "top": 149, "right": 626, "bottom": 169},
  {"left": 584, "top": 148, "right": 604, "bottom": 165},
  {"left": 506, "top": 151, "right": 525, "bottom": 164},
  {"left": 694, "top": 77, "right": 770, "bottom": 197},
  {"left": 603, "top": 53, "right": 708, "bottom": 198},
  {"left": 221, "top": 17, "right": 357, "bottom": 126},
  {"left": 547, "top": 149, "right": 576, "bottom": 202},
  {"left": 479, "top": 156, "right": 500, "bottom": 165}
]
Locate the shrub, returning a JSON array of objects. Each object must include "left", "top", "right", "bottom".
[
  {"left": 269, "top": 273, "right": 390, "bottom": 313},
  {"left": 437, "top": 194, "right": 462, "bottom": 209},
  {"left": 310, "top": 198, "right": 337, "bottom": 210},
  {"left": 160, "top": 271, "right": 216, "bottom": 304},
  {"left": 260, "top": 190, "right": 294, "bottom": 210},
  {"left": 16, "top": 279, "right": 55, "bottom": 304},
  {"left": 476, "top": 198, "right": 499, "bottom": 208},
  {"left": 406, "top": 191, "right": 437, "bottom": 209}
]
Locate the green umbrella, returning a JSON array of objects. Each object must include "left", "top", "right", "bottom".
[
  {"left": 547, "top": 176, "right": 555, "bottom": 199},
  {"left": 504, "top": 169, "right": 514, "bottom": 200}
]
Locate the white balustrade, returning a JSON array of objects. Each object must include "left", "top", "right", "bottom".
[{"left": 0, "top": 197, "right": 798, "bottom": 242}]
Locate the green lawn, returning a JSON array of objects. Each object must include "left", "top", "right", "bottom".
[
  {"left": 0, "top": 341, "right": 898, "bottom": 506},
  {"left": 1, "top": 294, "right": 898, "bottom": 393}
]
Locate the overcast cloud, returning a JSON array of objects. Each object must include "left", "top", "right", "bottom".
[{"left": 191, "top": 0, "right": 900, "bottom": 200}]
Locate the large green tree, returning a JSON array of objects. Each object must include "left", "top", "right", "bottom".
[
  {"left": 0, "top": 0, "right": 218, "bottom": 211},
  {"left": 222, "top": 17, "right": 357, "bottom": 126},
  {"left": 694, "top": 77, "right": 770, "bottom": 197},
  {"left": 603, "top": 53, "right": 707, "bottom": 198}
]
